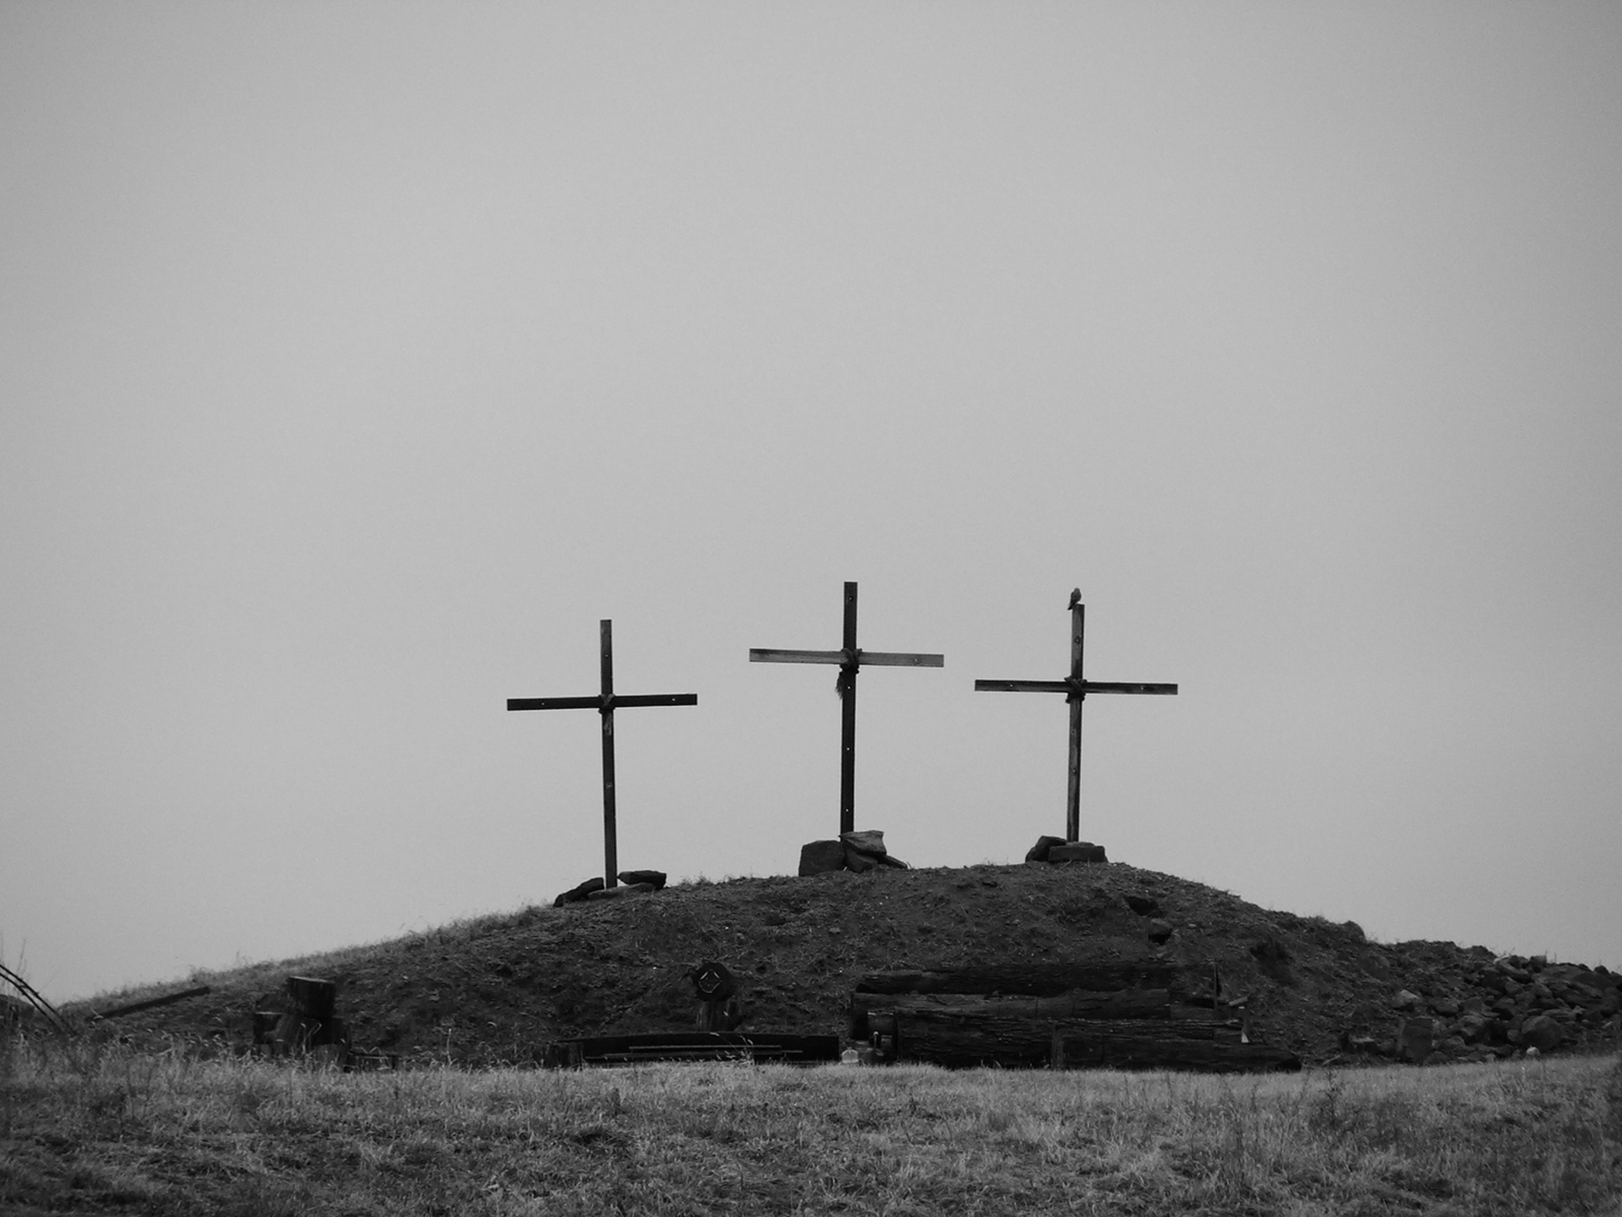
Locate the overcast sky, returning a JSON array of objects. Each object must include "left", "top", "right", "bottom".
[{"left": 4, "top": 3, "right": 1619, "bottom": 1003}]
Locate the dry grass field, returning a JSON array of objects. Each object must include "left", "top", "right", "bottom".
[{"left": 3, "top": 1032, "right": 1619, "bottom": 1216}]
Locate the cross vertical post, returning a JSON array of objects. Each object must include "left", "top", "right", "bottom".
[
  {"left": 509, "top": 620, "right": 697, "bottom": 888},
  {"left": 839, "top": 582, "right": 858, "bottom": 833},
  {"left": 1066, "top": 598, "right": 1084, "bottom": 841},
  {"left": 975, "top": 590, "right": 1176, "bottom": 843},
  {"left": 750, "top": 581, "right": 944, "bottom": 836},
  {"left": 598, "top": 620, "right": 617, "bottom": 885}
]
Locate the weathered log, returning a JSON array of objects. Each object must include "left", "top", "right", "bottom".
[
  {"left": 850, "top": 989, "right": 1176, "bottom": 1039},
  {"left": 1054, "top": 1028, "right": 1301, "bottom": 1073},
  {"left": 854, "top": 962, "right": 1219, "bottom": 1005},
  {"left": 90, "top": 985, "right": 211, "bottom": 1021}
]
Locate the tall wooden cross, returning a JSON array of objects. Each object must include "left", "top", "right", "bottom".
[
  {"left": 508, "top": 620, "right": 697, "bottom": 888},
  {"left": 975, "top": 589, "right": 1176, "bottom": 842},
  {"left": 750, "top": 581, "right": 943, "bottom": 835}
]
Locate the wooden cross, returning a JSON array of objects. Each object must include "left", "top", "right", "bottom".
[
  {"left": 975, "top": 589, "right": 1176, "bottom": 843},
  {"left": 508, "top": 620, "right": 697, "bottom": 888},
  {"left": 750, "top": 582, "right": 943, "bottom": 835}
]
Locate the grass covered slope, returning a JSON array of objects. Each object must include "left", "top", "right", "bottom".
[
  {"left": 4, "top": 1046, "right": 1620, "bottom": 1216},
  {"left": 62, "top": 861, "right": 1622, "bottom": 1067}
]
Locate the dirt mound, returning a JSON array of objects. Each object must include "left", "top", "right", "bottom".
[{"left": 63, "top": 862, "right": 1622, "bottom": 1067}]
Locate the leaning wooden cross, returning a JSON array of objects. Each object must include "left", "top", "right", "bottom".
[
  {"left": 975, "top": 589, "right": 1176, "bottom": 842},
  {"left": 508, "top": 620, "right": 696, "bottom": 888},
  {"left": 750, "top": 582, "right": 943, "bottom": 835}
]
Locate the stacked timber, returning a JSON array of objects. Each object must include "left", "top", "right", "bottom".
[{"left": 851, "top": 962, "right": 1299, "bottom": 1073}]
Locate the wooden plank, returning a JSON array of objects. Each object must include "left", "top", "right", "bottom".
[
  {"left": 868, "top": 1010, "right": 1275, "bottom": 1070},
  {"left": 857, "top": 651, "right": 945, "bottom": 667},
  {"left": 850, "top": 989, "right": 1174, "bottom": 1038},
  {"left": 543, "top": 1033, "right": 841, "bottom": 1068},
  {"left": 973, "top": 679, "right": 1071, "bottom": 693},
  {"left": 1081, "top": 682, "right": 1179, "bottom": 695},
  {"left": 749, "top": 648, "right": 846, "bottom": 665},
  {"left": 508, "top": 696, "right": 605, "bottom": 711},
  {"left": 854, "top": 962, "right": 1215, "bottom": 1002},
  {"left": 609, "top": 693, "right": 699, "bottom": 708}
]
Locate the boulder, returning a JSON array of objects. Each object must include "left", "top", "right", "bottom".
[
  {"left": 799, "top": 840, "right": 847, "bottom": 876},
  {"left": 1520, "top": 1014, "right": 1565, "bottom": 1053},
  {"left": 1147, "top": 919, "right": 1175, "bottom": 945},
  {"left": 1048, "top": 842, "right": 1108, "bottom": 864},
  {"left": 1391, "top": 989, "right": 1422, "bottom": 1011},
  {"left": 842, "top": 829, "right": 909, "bottom": 870},
  {"left": 1397, "top": 1017, "right": 1434, "bottom": 1063},
  {"left": 617, "top": 869, "right": 667, "bottom": 890},
  {"left": 840, "top": 829, "right": 888, "bottom": 857},
  {"left": 553, "top": 876, "right": 605, "bottom": 907},
  {"left": 1025, "top": 835, "right": 1068, "bottom": 863},
  {"left": 843, "top": 847, "right": 879, "bottom": 873},
  {"left": 1456, "top": 1013, "right": 1490, "bottom": 1044}
]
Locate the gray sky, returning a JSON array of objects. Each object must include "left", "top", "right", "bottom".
[{"left": 4, "top": 3, "right": 1619, "bottom": 1003}]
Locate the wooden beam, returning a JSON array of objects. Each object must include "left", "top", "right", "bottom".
[
  {"left": 858, "top": 651, "right": 945, "bottom": 668},
  {"left": 748, "top": 649, "right": 845, "bottom": 665}
]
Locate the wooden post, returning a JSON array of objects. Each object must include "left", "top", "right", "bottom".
[
  {"left": 750, "top": 582, "right": 944, "bottom": 835},
  {"left": 976, "top": 589, "right": 1176, "bottom": 843},
  {"left": 840, "top": 582, "right": 858, "bottom": 833},
  {"left": 1067, "top": 600, "right": 1084, "bottom": 841},
  {"left": 509, "top": 620, "right": 697, "bottom": 888},
  {"left": 599, "top": 620, "right": 617, "bottom": 885}
]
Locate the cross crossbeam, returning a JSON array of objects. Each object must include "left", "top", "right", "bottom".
[
  {"left": 750, "top": 582, "right": 943, "bottom": 835},
  {"left": 975, "top": 590, "right": 1176, "bottom": 842},
  {"left": 508, "top": 620, "right": 696, "bottom": 887}
]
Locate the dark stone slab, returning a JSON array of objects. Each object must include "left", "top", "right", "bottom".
[
  {"left": 1025, "top": 835, "right": 1067, "bottom": 863},
  {"left": 554, "top": 876, "right": 605, "bottom": 907},
  {"left": 617, "top": 869, "right": 667, "bottom": 890},
  {"left": 799, "top": 840, "right": 847, "bottom": 876}
]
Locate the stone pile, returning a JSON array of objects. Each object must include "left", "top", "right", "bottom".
[
  {"left": 798, "top": 830, "right": 910, "bottom": 876},
  {"left": 1346, "top": 953, "right": 1622, "bottom": 1063},
  {"left": 1025, "top": 836, "right": 1109, "bottom": 864}
]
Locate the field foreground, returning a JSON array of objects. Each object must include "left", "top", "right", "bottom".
[{"left": 2, "top": 1039, "right": 1620, "bottom": 1216}]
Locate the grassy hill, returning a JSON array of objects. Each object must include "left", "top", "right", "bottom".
[{"left": 60, "top": 861, "right": 1622, "bottom": 1067}]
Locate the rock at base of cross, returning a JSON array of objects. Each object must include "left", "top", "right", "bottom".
[
  {"left": 799, "top": 840, "right": 847, "bottom": 875},
  {"left": 1025, "top": 835, "right": 1068, "bottom": 863},
  {"left": 843, "top": 829, "right": 909, "bottom": 871},
  {"left": 617, "top": 869, "right": 667, "bottom": 890},
  {"left": 553, "top": 876, "right": 605, "bottom": 907},
  {"left": 798, "top": 831, "right": 910, "bottom": 876},
  {"left": 1048, "top": 842, "right": 1108, "bottom": 864}
]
